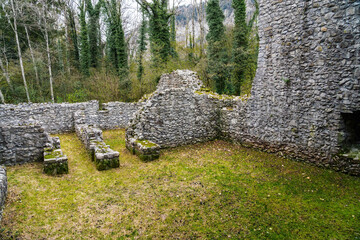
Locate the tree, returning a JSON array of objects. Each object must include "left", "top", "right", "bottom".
[
  {"left": 231, "top": 0, "right": 248, "bottom": 95},
  {"left": 79, "top": 1, "right": 90, "bottom": 76},
  {"left": 66, "top": 5, "right": 80, "bottom": 69},
  {"left": 169, "top": 8, "right": 177, "bottom": 58},
  {"left": 206, "top": 0, "right": 230, "bottom": 94},
  {"left": 137, "top": 8, "right": 147, "bottom": 82},
  {"left": 3, "top": 0, "right": 31, "bottom": 102},
  {"left": 85, "top": 0, "right": 102, "bottom": 68},
  {"left": 135, "top": 0, "right": 172, "bottom": 64}
]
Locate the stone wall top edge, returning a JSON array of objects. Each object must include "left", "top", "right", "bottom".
[{"left": 0, "top": 100, "right": 99, "bottom": 109}]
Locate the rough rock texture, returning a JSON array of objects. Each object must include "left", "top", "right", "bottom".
[
  {"left": 43, "top": 137, "right": 68, "bottom": 175},
  {"left": 0, "top": 101, "right": 99, "bottom": 134},
  {"left": 126, "top": 137, "right": 160, "bottom": 162},
  {"left": 98, "top": 101, "right": 142, "bottom": 129},
  {"left": 75, "top": 111, "right": 119, "bottom": 170},
  {"left": 0, "top": 166, "right": 7, "bottom": 221},
  {"left": 234, "top": 0, "right": 360, "bottom": 175},
  {"left": 0, "top": 124, "right": 50, "bottom": 165}
]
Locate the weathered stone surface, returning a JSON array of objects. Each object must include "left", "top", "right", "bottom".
[
  {"left": 98, "top": 102, "right": 142, "bottom": 129},
  {"left": 0, "top": 124, "right": 50, "bottom": 165},
  {"left": 0, "top": 166, "right": 7, "bottom": 221},
  {"left": 43, "top": 138, "right": 68, "bottom": 175},
  {"left": 75, "top": 110, "right": 119, "bottom": 171},
  {"left": 126, "top": 137, "right": 160, "bottom": 162},
  {"left": 0, "top": 101, "right": 99, "bottom": 134}
]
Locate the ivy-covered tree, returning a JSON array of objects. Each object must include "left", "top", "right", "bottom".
[
  {"left": 231, "top": 0, "right": 248, "bottom": 95},
  {"left": 85, "top": 0, "right": 102, "bottom": 68},
  {"left": 169, "top": 11, "right": 177, "bottom": 58},
  {"left": 66, "top": 7, "right": 80, "bottom": 69},
  {"left": 79, "top": 1, "right": 90, "bottom": 76},
  {"left": 137, "top": 9, "right": 147, "bottom": 81},
  {"left": 136, "top": 0, "right": 172, "bottom": 64},
  {"left": 206, "top": 0, "right": 230, "bottom": 94}
]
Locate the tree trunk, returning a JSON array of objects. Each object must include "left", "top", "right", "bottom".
[
  {"left": 25, "top": 26, "right": 41, "bottom": 92},
  {"left": 10, "top": 0, "right": 31, "bottom": 102},
  {"left": 43, "top": 3, "right": 54, "bottom": 103},
  {"left": 0, "top": 56, "right": 11, "bottom": 87},
  {"left": 0, "top": 89, "right": 5, "bottom": 104}
]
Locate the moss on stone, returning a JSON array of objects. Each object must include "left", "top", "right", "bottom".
[
  {"left": 136, "top": 139, "right": 158, "bottom": 148},
  {"left": 95, "top": 157, "right": 120, "bottom": 171},
  {"left": 44, "top": 162, "right": 68, "bottom": 175},
  {"left": 44, "top": 151, "right": 62, "bottom": 159}
]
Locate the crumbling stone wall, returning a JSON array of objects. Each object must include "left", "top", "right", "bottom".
[
  {"left": 98, "top": 102, "right": 141, "bottom": 129},
  {"left": 0, "top": 101, "right": 99, "bottom": 134},
  {"left": 0, "top": 124, "right": 50, "bottom": 165},
  {"left": 126, "top": 70, "right": 236, "bottom": 148}
]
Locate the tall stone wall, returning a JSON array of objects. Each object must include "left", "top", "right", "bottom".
[
  {"left": 226, "top": 0, "right": 360, "bottom": 174},
  {"left": 0, "top": 124, "right": 50, "bottom": 165}
]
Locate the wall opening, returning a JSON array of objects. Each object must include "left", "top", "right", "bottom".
[
  {"left": 340, "top": 111, "right": 360, "bottom": 160},
  {"left": 341, "top": 111, "right": 360, "bottom": 145}
]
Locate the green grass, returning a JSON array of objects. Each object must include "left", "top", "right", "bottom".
[{"left": 1, "top": 129, "right": 360, "bottom": 239}]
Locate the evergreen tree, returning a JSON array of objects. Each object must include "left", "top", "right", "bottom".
[
  {"left": 137, "top": 9, "right": 147, "bottom": 81},
  {"left": 169, "top": 13, "right": 177, "bottom": 58},
  {"left": 79, "top": 2, "right": 90, "bottom": 76},
  {"left": 231, "top": 0, "right": 248, "bottom": 95},
  {"left": 67, "top": 8, "right": 80, "bottom": 69},
  {"left": 104, "top": 0, "right": 129, "bottom": 100},
  {"left": 206, "top": 0, "right": 230, "bottom": 94},
  {"left": 136, "top": 0, "right": 172, "bottom": 64},
  {"left": 85, "top": 0, "right": 102, "bottom": 68}
]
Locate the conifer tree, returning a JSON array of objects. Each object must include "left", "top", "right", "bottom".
[
  {"left": 136, "top": 0, "right": 172, "bottom": 64},
  {"left": 206, "top": 0, "right": 230, "bottom": 94},
  {"left": 137, "top": 9, "right": 147, "bottom": 81},
  {"left": 169, "top": 10, "right": 177, "bottom": 57},
  {"left": 85, "top": 0, "right": 102, "bottom": 68},
  {"left": 67, "top": 8, "right": 80, "bottom": 69},
  {"left": 231, "top": 0, "right": 248, "bottom": 95},
  {"left": 79, "top": 1, "right": 90, "bottom": 76}
]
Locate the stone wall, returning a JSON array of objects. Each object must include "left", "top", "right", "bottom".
[
  {"left": 221, "top": 0, "right": 360, "bottom": 174},
  {"left": 126, "top": 70, "right": 238, "bottom": 148},
  {"left": 0, "top": 166, "right": 7, "bottom": 221},
  {"left": 0, "top": 101, "right": 99, "bottom": 134},
  {"left": 0, "top": 124, "right": 50, "bottom": 165},
  {"left": 98, "top": 102, "right": 141, "bottom": 129}
]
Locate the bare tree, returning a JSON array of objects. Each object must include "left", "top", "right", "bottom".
[
  {"left": 3, "top": 0, "right": 31, "bottom": 102},
  {"left": 0, "top": 89, "right": 4, "bottom": 104},
  {"left": 195, "top": 0, "right": 205, "bottom": 58},
  {"left": 24, "top": 26, "right": 41, "bottom": 92}
]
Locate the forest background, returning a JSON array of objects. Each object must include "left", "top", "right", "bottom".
[{"left": 0, "top": 0, "right": 258, "bottom": 104}]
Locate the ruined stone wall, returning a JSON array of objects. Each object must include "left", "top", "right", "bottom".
[
  {"left": 0, "top": 124, "right": 50, "bottom": 165},
  {"left": 127, "top": 70, "right": 230, "bottom": 148},
  {"left": 0, "top": 101, "right": 99, "bottom": 134},
  {"left": 98, "top": 102, "right": 142, "bottom": 129},
  {"left": 223, "top": 0, "right": 360, "bottom": 174},
  {"left": 0, "top": 166, "right": 7, "bottom": 221}
]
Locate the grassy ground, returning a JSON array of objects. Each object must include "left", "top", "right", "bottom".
[{"left": 1, "top": 129, "right": 360, "bottom": 239}]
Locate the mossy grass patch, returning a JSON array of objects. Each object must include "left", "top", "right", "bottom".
[{"left": 1, "top": 129, "right": 359, "bottom": 239}]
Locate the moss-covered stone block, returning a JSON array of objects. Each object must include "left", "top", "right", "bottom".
[
  {"left": 127, "top": 138, "right": 160, "bottom": 162},
  {"left": 95, "top": 157, "right": 120, "bottom": 171},
  {"left": 44, "top": 159, "right": 69, "bottom": 175}
]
